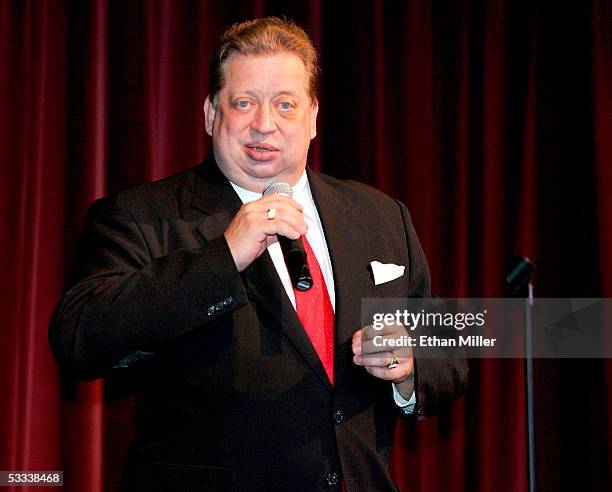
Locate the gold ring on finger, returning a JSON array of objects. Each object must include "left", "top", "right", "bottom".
[{"left": 387, "top": 351, "right": 399, "bottom": 369}]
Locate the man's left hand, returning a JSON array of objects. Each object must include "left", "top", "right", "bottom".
[{"left": 352, "top": 323, "right": 414, "bottom": 384}]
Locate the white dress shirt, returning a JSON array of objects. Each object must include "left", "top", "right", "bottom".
[
  {"left": 231, "top": 171, "right": 335, "bottom": 311},
  {"left": 230, "top": 171, "right": 415, "bottom": 414}
]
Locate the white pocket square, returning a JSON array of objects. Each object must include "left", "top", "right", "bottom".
[{"left": 370, "top": 261, "right": 405, "bottom": 285}]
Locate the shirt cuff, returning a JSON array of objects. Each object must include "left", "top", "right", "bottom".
[{"left": 392, "top": 383, "right": 416, "bottom": 415}]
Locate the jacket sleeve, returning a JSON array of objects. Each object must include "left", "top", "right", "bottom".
[
  {"left": 396, "top": 199, "right": 469, "bottom": 419},
  {"left": 49, "top": 195, "right": 250, "bottom": 380}
]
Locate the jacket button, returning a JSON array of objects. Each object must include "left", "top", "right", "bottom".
[
  {"left": 333, "top": 410, "right": 345, "bottom": 424},
  {"left": 223, "top": 296, "right": 233, "bottom": 306},
  {"left": 215, "top": 301, "right": 225, "bottom": 312},
  {"left": 326, "top": 472, "right": 339, "bottom": 486},
  {"left": 417, "top": 407, "right": 424, "bottom": 416},
  {"left": 206, "top": 306, "right": 215, "bottom": 316}
]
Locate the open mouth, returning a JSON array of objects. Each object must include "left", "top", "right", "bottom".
[
  {"left": 244, "top": 143, "right": 279, "bottom": 161},
  {"left": 246, "top": 143, "right": 278, "bottom": 152}
]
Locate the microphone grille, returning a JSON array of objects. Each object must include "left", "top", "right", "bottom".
[{"left": 263, "top": 182, "right": 293, "bottom": 198}]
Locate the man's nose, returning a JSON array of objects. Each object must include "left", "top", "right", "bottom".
[{"left": 251, "top": 104, "right": 276, "bottom": 134}]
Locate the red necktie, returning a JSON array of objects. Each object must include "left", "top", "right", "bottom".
[{"left": 293, "top": 236, "right": 335, "bottom": 384}]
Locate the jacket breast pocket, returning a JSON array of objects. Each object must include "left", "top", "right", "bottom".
[{"left": 370, "top": 274, "right": 408, "bottom": 297}]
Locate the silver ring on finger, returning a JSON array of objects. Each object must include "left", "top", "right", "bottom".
[{"left": 387, "top": 351, "right": 399, "bottom": 369}]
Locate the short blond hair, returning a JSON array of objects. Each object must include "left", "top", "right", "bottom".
[{"left": 209, "top": 17, "right": 319, "bottom": 103}]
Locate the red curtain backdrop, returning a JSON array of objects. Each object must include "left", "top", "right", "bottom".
[{"left": 1, "top": 1, "right": 611, "bottom": 491}]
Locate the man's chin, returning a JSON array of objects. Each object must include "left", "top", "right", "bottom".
[
  {"left": 244, "top": 162, "right": 302, "bottom": 183},
  {"left": 216, "top": 155, "right": 304, "bottom": 191}
]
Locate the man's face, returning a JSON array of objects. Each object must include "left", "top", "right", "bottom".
[{"left": 204, "top": 53, "right": 318, "bottom": 192}]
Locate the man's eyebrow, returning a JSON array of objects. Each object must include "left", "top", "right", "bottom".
[
  {"left": 226, "top": 91, "right": 257, "bottom": 99},
  {"left": 226, "top": 90, "right": 300, "bottom": 98}
]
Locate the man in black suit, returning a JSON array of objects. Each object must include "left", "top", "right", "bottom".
[{"left": 50, "top": 17, "right": 467, "bottom": 491}]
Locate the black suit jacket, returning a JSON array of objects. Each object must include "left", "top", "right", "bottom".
[{"left": 50, "top": 155, "right": 467, "bottom": 491}]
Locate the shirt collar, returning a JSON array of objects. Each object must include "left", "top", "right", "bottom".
[{"left": 230, "top": 170, "right": 316, "bottom": 221}]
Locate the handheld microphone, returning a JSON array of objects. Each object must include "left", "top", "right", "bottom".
[{"left": 262, "top": 182, "right": 313, "bottom": 291}]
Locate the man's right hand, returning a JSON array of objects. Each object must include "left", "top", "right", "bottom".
[{"left": 224, "top": 194, "right": 308, "bottom": 272}]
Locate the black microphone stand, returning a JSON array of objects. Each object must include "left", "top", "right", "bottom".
[{"left": 506, "top": 257, "right": 536, "bottom": 492}]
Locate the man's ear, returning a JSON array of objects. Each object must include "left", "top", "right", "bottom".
[
  {"left": 310, "top": 99, "right": 319, "bottom": 140},
  {"left": 203, "top": 95, "right": 216, "bottom": 136}
]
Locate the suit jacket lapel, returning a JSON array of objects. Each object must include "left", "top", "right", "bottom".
[
  {"left": 190, "top": 156, "right": 333, "bottom": 392},
  {"left": 189, "top": 156, "right": 243, "bottom": 239},
  {"left": 240, "top": 251, "right": 334, "bottom": 392},
  {"left": 307, "top": 170, "right": 369, "bottom": 390}
]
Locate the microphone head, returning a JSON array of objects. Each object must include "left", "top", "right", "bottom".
[{"left": 263, "top": 182, "right": 293, "bottom": 198}]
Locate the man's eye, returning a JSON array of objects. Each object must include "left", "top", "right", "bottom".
[
  {"left": 278, "top": 101, "right": 293, "bottom": 111},
  {"left": 235, "top": 100, "right": 251, "bottom": 109}
]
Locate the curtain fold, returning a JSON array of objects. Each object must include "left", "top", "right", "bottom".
[
  {"left": 1, "top": 0, "right": 66, "bottom": 481},
  {"left": 1, "top": 1, "right": 610, "bottom": 491}
]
